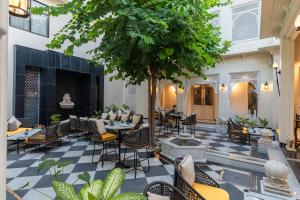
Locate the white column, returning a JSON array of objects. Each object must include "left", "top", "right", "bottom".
[
  {"left": 279, "top": 38, "right": 295, "bottom": 143},
  {"left": 0, "top": 0, "right": 8, "bottom": 198},
  {"left": 272, "top": 49, "right": 280, "bottom": 129}
]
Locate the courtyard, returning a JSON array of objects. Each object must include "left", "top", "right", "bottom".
[{"left": 1, "top": 0, "right": 300, "bottom": 200}]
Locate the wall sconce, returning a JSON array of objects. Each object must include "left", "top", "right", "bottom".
[
  {"left": 220, "top": 83, "right": 227, "bottom": 92},
  {"left": 9, "top": 0, "right": 29, "bottom": 18},
  {"left": 295, "top": 15, "right": 300, "bottom": 31},
  {"left": 273, "top": 62, "right": 281, "bottom": 96},
  {"left": 177, "top": 87, "right": 184, "bottom": 93},
  {"left": 264, "top": 81, "right": 269, "bottom": 90}
]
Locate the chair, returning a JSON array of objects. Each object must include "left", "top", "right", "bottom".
[
  {"left": 227, "top": 118, "right": 249, "bottom": 144},
  {"left": 123, "top": 127, "right": 151, "bottom": 179},
  {"left": 143, "top": 181, "right": 187, "bottom": 200},
  {"left": 158, "top": 111, "right": 173, "bottom": 136},
  {"left": 90, "top": 120, "right": 118, "bottom": 167},
  {"left": 174, "top": 157, "right": 229, "bottom": 200},
  {"left": 25, "top": 125, "right": 59, "bottom": 153},
  {"left": 181, "top": 114, "right": 196, "bottom": 135}
]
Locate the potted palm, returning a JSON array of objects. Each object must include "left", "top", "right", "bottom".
[
  {"left": 50, "top": 113, "right": 61, "bottom": 127},
  {"left": 258, "top": 118, "right": 272, "bottom": 138}
]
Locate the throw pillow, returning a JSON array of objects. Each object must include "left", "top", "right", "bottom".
[
  {"left": 95, "top": 119, "right": 106, "bottom": 134},
  {"left": 132, "top": 115, "right": 141, "bottom": 124},
  {"left": 109, "top": 113, "right": 117, "bottom": 121},
  {"left": 121, "top": 113, "right": 130, "bottom": 122},
  {"left": 8, "top": 116, "right": 22, "bottom": 129},
  {"left": 160, "top": 111, "right": 165, "bottom": 118},
  {"left": 147, "top": 192, "right": 170, "bottom": 200},
  {"left": 178, "top": 154, "right": 195, "bottom": 186},
  {"left": 101, "top": 113, "right": 108, "bottom": 120},
  {"left": 7, "top": 120, "right": 17, "bottom": 131},
  {"left": 108, "top": 110, "right": 114, "bottom": 115}
]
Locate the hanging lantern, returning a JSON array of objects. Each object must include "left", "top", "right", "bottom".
[{"left": 9, "top": 0, "right": 29, "bottom": 18}]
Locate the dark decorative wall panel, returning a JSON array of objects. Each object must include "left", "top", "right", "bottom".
[{"left": 14, "top": 45, "right": 104, "bottom": 125}]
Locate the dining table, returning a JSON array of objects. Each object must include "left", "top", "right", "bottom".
[
  {"left": 105, "top": 121, "right": 135, "bottom": 168},
  {"left": 170, "top": 113, "right": 185, "bottom": 135}
]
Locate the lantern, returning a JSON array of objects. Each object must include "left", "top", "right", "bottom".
[{"left": 9, "top": 0, "right": 29, "bottom": 18}]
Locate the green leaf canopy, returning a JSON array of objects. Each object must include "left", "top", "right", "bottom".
[{"left": 32, "top": 0, "right": 231, "bottom": 85}]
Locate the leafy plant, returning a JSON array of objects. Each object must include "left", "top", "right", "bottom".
[
  {"left": 21, "top": 159, "right": 146, "bottom": 200},
  {"left": 235, "top": 115, "right": 248, "bottom": 127},
  {"left": 50, "top": 113, "right": 61, "bottom": 125},
  {"left": 105, "top": 104, "right": 119, "bottom": 113},
  {"left": 93, "top": 110, "right": 102, "bottom": 119},
  {"left": 258, "top": 117, "right": 269, "bottom": 128},
  {"left": 248, "top": 119, "right": 257, "bottom": 129},
  {"left": 32, "top": 0, "right": 231, "bottom": 145},
  {"left": 121, "top": 104, "right": 130, "bottom": 111}
]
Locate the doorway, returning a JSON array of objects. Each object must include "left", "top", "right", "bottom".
[
  {"left": 160, "top": 84, "right": 177, "bottom": 109},
  {"left": 191, "top": 84, "right": 216, "bottom": 123}
]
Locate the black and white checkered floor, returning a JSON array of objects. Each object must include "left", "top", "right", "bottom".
[{"left": 7, "top": 128, "right": 265, "bottom": 200}]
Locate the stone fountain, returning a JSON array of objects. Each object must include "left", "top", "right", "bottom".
[
  {"left": 60, "top": 93, "right": 75, "bottom": 109},
  {"left": 161, "top": 127, "right": 207, "bottom": 163}
]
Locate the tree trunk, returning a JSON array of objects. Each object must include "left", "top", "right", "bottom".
[{"left": 148, "top": 75, "right": 157, "bottom": 146}]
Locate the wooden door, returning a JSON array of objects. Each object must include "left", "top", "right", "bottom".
[{"left": 191, "top": 85, "right": 215, "bottom": 122}]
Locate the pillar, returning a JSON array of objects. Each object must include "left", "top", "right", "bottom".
[
  {"left": 0, "top": 0, "right": 8, "bottom": 198},
  {"left": 279, "top": 38, "right": 295, "bottom": 143}
]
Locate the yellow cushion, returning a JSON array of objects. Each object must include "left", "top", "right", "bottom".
[
  {"left": 7, "top": 128, "right": 32, "bottom": 136},
  {"left": 192, "top": 183, "right": 229, "bottom": 200},
  {"left": 100, "top": 133, "right": 117, "bottom": 141}
]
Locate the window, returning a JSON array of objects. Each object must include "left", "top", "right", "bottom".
[
  {"left": 9, "top": 0, "right": 49, "bottom": 37},
  {"left": 232, "top": 2, "right": 259, "bottom": 42},
  {"left": 210, "top": 11, "right": 220, "bottom": 28}
]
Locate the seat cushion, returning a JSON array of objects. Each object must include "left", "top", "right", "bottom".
[
  {"left": 178, "top": 154, "right": 195, "bottom": 186},
  {"left": 109, "top": 113, "right": 117, "bottom": 121},
  {"left": 100, "top": 133, "right": 117, "bottom": 141},
  {"left": 192, "top": 183, "right": 229, "bottom": 200},
  {"left": 7, "top": 128, "right": 32, "bottom": 136}
]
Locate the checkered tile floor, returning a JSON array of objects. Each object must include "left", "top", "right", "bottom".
[{"left": 7, "top": 127, "right": 265, "bottom": 200}]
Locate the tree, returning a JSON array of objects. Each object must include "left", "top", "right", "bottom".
[{"left": 32, "top": 0, "right": 231, "bottom": 144}]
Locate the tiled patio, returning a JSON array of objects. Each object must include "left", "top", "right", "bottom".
[{"left": 6, "top": 126, "right": 267, "bottom": 200}]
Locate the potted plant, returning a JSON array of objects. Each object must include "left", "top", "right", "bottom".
[
  {"left": 20, "top": 159, "right": 146, "bottom": 200},
  {"left": 152, "top": 144, "right": 161, "bottom": 159},
  {"left": 258, "top": 117, "right": 272, "bottom": 138},
  {"left": 121, "top": 103, "right": 130, "bottom": 111},
  {"left": 248, "top": 119, "right": 257, "bottom": 133},
  {"left": 93, "top": 110, "right": 102, "bottom": 119},
  {"left": 235, "top": 115, "right": 248, "bottom": 127},
  {"left": 50, "top": 113, "right": 61, "bottom": 126}
]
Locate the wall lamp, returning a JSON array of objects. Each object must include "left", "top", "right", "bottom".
[
  {"left": 220, "top": 83, "right": 227, "bottom": 92},
  {"left": 273, "top": 62, "right": 281, "bottom": 96},
  {"left": 9, "top": 0, "right": 29, "bottom": 18},
  {"left": 264, "top": 81, "right": 269, "bottom": 90}
]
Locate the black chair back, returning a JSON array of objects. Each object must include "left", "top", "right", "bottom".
[
  {"left": 144, "top": 181, "right": 188, "bottom": 200},
  {"left": 124, "top": 127, "right": 150, "bottom": 147}
]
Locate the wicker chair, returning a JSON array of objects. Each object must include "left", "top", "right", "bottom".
[
  {"left": 143, "top": 181, "right": 187, "bottom": 200},
  {"left": 227, "top": 118, "right": 249, "bottom": 144},
  {"left": 123, "top": 127, "right": 150, "bottom": 178},
  {"left": 25, "top": 125, "right": 59, "bottom": 153},
  {"left": 174, "top": 157, "right": 227, "bottom": 200}
]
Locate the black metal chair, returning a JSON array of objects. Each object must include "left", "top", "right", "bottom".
[
  {"left": 143, "top": 181, "right": 187, "bottom": 200},
  {"left": 90, "top": 121, "right": 118, "bottom": 167},
  {"left": 174, "top": 157, "right": 228, "bottom": 200},
  {"left": 123, "top": 127, "right": 151, "bottom": 178},
  {"left": 158, "top": 111, "right": 173, "bottom": 137},
  {"left": 181, "top": 113, "right": 196, "bottom": 135}
]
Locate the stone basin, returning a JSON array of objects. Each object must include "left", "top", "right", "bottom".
[{"left": 161, "top": 137, "right": 207, "bottom": 163}]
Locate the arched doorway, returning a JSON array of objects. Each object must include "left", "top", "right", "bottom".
[
  {"left": 160, "top": 84, "right": 177, "bottom": 110},
  {"left": 230, "top": 82, "right": 258, "bottom": 116},
  {"left": 189, "top": 84, "right": 216, "bottom": 123}
]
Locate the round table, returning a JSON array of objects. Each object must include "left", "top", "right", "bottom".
[
  {"left": 105, "top": 122, "right": 135, "bottom": 168},
  {"left": 170, "top": 113, "right": 184, "bottom": 135}
]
